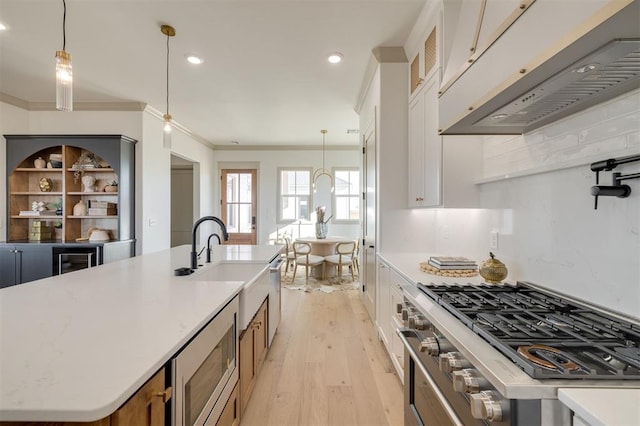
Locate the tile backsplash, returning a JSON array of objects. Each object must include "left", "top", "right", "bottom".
[
  {"left": 481, "top": 90, "right": 639, "bottom": 182},
  {"left": 410, "top": 90, "right": 640, "bottom": 318}
]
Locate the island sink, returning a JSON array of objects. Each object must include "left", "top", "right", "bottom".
[{"left": 188, "top": 262, "right": 270, "bottom": 331}]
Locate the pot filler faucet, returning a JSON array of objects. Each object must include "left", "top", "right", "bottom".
[
  {"left": 590, "top": 154, "right": 640, "bottom": 209},
  {"left": 191, "top": 216, "right": 229, "bottom": 270}
]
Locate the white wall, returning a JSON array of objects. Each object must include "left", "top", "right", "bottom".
[
  {"left": 0, "top": 102, "right": 30, "bottom": 239},
  {"left": 398, "top": 91, "right": 640, "bottom": 318},
  {"left": 211, "top": 148, "right": 360, "bottom": 244},
  {"left": 140, "top": 113, "right": 220, "bottom": 254}
]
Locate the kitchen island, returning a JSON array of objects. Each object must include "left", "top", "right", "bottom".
[{"left": 0, "top": 244, "right": 282, "bottom": 423}]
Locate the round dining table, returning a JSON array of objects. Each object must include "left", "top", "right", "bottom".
[{"left": 294, "top": 236, "right": 354, "bottom": 278}]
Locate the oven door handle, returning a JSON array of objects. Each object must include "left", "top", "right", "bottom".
[{"left": 397, "top": 328, "right": 465, "bottom": 426}]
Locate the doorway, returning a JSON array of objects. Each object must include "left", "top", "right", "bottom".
[
  {"left": 221, "top": 169, "right": 257, "bottom": 244},
  {"left": 171, "top": 155, "right": 196, "bottom": 247}
]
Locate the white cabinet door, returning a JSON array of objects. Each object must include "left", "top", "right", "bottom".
[
  {"left": 408, "top": 71, "right": 442, "bottom": 208},
  {"left": 376, "top": 257, "right": 391, "bottom": 347},
  {"left": 408, "top": 84, "right": 426, "bottom": 207}
]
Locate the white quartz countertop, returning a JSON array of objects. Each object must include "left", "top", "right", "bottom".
[
  {"left": 559, "top": 388, "right": 640, "bottom": 426},
  {"left": 377, "top": 252, "right": 510, "bottom": 286},
  {"left": 214, "top": 243, "right": 283, "bottom": 263},
  {"left": 0, "top": 244, "right": 281, "bottom": 422}
]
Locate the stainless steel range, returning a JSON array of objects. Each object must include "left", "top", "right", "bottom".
[{"left": 398, "top": 281, "right": 640, "bottom": 425}]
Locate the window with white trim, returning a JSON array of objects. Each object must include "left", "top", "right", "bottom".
[
  {"left": 278, "top": 168, "right": 312, "bottom": 223},
  {"left": 333, "top": 168, "right": 360, "bottom": 222}
]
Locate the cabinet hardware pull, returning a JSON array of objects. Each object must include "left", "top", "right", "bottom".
[{"left": 153, "top": 387, "right": 172, "bottom": 403}]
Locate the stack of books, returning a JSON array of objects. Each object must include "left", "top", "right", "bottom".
[
  {"left": 428, "top": 256, "right": 478, "bottom": 270},
  {"left": 88, "top": 201, "right": 117, "bottom": 216},
  {"left": 19, "top": 210, "right": 58, "bottom": 217},
  {"left": 28, "top": 221, "right": 52, "bottom": 241},
  {"left": 420, "top": 256, "right": 479, "bottom": 277}
]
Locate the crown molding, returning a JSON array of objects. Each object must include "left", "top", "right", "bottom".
[
  {"left": 0, "top": 93, "right": 147, "bottom": 111},
  {"left": 354, "top": 47, "right": 407, "bottom": 114},
  {"left": 143, "top": 104, "right": 214, "bottom": 148},
  {"left": 2, "top": 93, "right": 360, "bottom": 151},
  {"left": 211, "top": 144, "right": 359, "bottom": 151},
  {"left": 0, "top": 92, "right": 30, "bottom": 110},
  {"left": 28, "top": 101, "right": 147, "bottom": 111}
]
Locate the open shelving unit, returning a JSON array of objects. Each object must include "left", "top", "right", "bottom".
[{"left": 5, "top": 135, "right": 135, "bottom": 244}]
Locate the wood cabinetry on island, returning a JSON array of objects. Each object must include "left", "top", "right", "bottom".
[
  {"left": 239, "top": 298, "right": 268, "bottom": 415},
  {"left": 0, "top": 368, "right": 169, "bottom": 426}
]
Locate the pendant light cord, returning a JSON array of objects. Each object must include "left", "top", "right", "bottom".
[
  {"left": 166, "top": 34, "right": 170, "bottom": 116},
  {"left": 62, "top": 0, "right": 66, "bottom": 50},
  {"left": 322, "top": 132, "right": 326, "bottom": 170}
]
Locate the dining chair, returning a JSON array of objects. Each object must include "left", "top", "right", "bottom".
[
  {"left": 282, "top": 235, "right": 296, "bottom": 275},
  {"left": 292, "top": 241, "right": 325, "bottom": 284},
  {"left": 324, "top": 241, "right": 356, "bottom": 282},
  {"left": 351, "top": 239, "right": 360, "bottom": 276}
]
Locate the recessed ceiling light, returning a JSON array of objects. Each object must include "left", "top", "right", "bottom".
[
  {"left": 328, "top": 53, "right": 343, "bottom": 64},
  {"left": 491, "top": 114, "right": 508, "bottom": 120},
  {"left": 186, "top": 54, "right": 203, "bottom": 65},
  {"left": 0, "top": 22, "right": 7, "bottom": 31}
]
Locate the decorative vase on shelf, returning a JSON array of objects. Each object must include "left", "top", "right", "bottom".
[
  {"left": 73, "top": 200, "right": 87, "bottom": 216},
  {"left": 34, "top": 157, "right": 46, "bottom": 169},
  {"left": 315, "top": 222, "right": 328, "bottom": 239}
]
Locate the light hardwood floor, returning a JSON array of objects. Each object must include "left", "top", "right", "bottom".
[{"left": 241, "top": 287, "right": 404, "bottom": 426}]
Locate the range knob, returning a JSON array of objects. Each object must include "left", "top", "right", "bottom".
[
  {"left": 419, "top": 336, "right": 453, "bottom": 356},
  {"left": 469, "top": 391, "right": 506, "bottom": 422},
  {"left": 452, "top": 369, "right": 489, "bottom": 393},
  {"left": 401, "top": 308, "right": 409, "bottom": 321},
  {"left": 396, "top": 303, "right": 404, "bottom": 314},
  {"left": 408, "top": 314, "right": 429, "bottom": 330},
  {"left": 438, "top": 352, "right": 471, "bottom": 373}
]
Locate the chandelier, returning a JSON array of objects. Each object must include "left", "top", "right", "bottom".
[{"left": 312, "top": 130, "right": 334, "bottom": 193}]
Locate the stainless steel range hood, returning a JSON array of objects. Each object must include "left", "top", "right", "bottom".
[{"left": 440, "top": 0, "right": 640, "bottom": 135}]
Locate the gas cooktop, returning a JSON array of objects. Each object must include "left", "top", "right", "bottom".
[{"left": 417, "top": 282, "right": 640, "bottom": 380}]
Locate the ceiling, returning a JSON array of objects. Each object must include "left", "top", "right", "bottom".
[{"left": 0, "top": 0, "right": 424, "bottom": 146}]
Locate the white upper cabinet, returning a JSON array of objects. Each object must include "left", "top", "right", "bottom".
[
  {"left": 406, "top": 8, "right": 482, "bottom": 209},
  {"left": 408, "top": 70, "right": 442, "bottom": 208},
  {"left": 438, "top": 0, "right": 637, "bottom": 134}
]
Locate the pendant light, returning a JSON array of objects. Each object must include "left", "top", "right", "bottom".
[
  {"left": 161, "top": 24, "right": 176, "bottom": 149},
  {"left": 312, "top": 130, "right": 334, "bottom": 193},
  {"left": 55, "top": 0, "right": 72, "bottom": 111}
]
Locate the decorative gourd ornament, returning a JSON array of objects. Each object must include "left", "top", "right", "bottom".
[
  {"left": 479, "top": 252, "right": 508, "bottom": 284},
  {"left": 39, "top": 177, "right": 53, "bottom": 192}
]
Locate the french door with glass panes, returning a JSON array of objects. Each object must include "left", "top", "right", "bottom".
[{"left": 221, "top": 169, "right": 257, "bottom": 244}]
